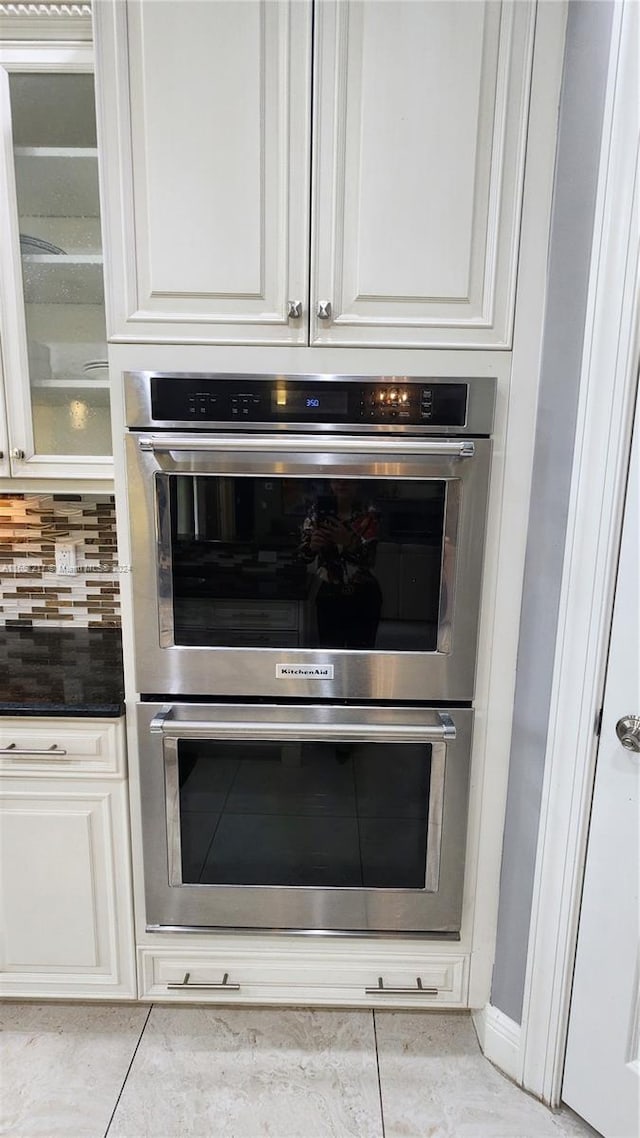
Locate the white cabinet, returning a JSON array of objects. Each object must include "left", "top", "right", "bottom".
[
  {"left": 96, "top": 0, "right": 312, "bottom": 346},
  {"left": 0, "top": 718, "right": 136, "bottom": 999},
  {"left": 0, "top": 42, "right": 113, "bottom": 480},
  {"left": 311, "top": 0, "right": 534, "bottom": 347},
  {"left": 95, "top": 0, "right": 536, "bottom": 349}
]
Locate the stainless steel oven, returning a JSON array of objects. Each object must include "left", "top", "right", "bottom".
[
  {"left": 137, "top": 701, "right": 472, "bottom": 934},
  {"left": 125, "top": 372, "right": 495, "bottom": 703}
]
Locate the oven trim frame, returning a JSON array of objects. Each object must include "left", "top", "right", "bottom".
[{"left": 153, "top": 464, "right": 461, "bottom": 657}]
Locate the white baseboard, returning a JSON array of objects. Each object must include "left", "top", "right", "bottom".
[{"left": 473, "top": 1004, "right": 523, "bottom": 1083}]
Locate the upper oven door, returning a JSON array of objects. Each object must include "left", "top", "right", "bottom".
[{"left": 126, "top": 433, "right": 491, "bottom": 700}]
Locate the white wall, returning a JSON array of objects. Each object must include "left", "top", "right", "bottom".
[{"left": 491, "top": 0, "right": 614, "bottom": 1024}]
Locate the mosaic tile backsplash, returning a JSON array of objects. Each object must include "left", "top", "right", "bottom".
[{"left": 0, "top": 494, "right": 121, "bottom": 628}]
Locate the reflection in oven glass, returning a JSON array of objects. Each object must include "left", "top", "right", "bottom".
[
  {"left": 177, "top": 739, "right": 432, "bottom": 889},
  {"left": 169, "top": 476, "right": 447, "bottom": 650}
]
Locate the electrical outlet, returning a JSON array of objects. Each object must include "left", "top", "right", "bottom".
[{"left": 55, "top": 540, "right": 78, "bottom": 576}]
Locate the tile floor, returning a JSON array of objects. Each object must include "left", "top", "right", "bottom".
[{"left": 0, "top": 1003, "right": 600, "bottom": 1138}]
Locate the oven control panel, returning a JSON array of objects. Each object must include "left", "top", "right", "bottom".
[{"left": 149, "top": 376, "right": 469, "bottom": 428}]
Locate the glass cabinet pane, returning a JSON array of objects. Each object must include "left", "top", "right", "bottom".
[{"left": 9, "top": 72, "right": 111, "bottom": 457}]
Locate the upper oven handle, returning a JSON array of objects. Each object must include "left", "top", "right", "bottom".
[
  {"left": 149, "top": 708, "right": 456, "bottom": 742},
  {"left": 137, "top": 434, "right": 475, "bottom": 459}
]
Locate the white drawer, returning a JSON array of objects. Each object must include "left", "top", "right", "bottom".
[
  {"left": 0, "top": 718, "right": 125, "bottom": 778},
  {"left": 138, "top": 945, "right": 467, "bottom": 1008}
]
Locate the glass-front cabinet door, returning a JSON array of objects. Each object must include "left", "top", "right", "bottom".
[{"left": 0, "top": 48, "right": 112, "bottom": 479}]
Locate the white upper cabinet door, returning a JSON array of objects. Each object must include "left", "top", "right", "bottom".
[
  {"left": 311, "top": 0, "right": 536, "bottom": 348},
  {"left": 94, "top": 0, "right": 312, "bottom": 344}
]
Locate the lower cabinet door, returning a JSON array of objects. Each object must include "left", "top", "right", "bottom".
[{"left": 0, "top": 777, "right": 135, "bottom": 998}]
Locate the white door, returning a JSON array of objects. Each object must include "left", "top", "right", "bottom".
[
  {"left": 562, "top": 391, "right": 640, "bottom": 1137},
  {"left": 311, "top": 0, "right": 536, "bottom": 348},
  {"left": 94, "top": 0, "right": 312, "bottom": 345}
]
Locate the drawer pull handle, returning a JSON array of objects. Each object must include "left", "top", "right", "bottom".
[
  {"left": 0, "top": 743, "right": 68, "bottom": 757},
  {"left": 364, "top": 976, "right": 438, "bottom": 996},
  {"left": 167, "top": 971, "right": 241, "bottom": 992}
]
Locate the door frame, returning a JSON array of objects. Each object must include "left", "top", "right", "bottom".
[{"left": 517, "top": 0, "right": 639, "bottom": 1105}]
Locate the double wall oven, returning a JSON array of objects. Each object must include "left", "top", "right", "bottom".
[{"left": 126, "top": 372, "right": 495, "bottom": 935}]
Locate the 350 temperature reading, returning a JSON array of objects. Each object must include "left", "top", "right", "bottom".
[{"left": 306, "top": 398, "right": 320, "bottom": 408}]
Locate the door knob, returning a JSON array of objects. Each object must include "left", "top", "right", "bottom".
[
  {"left": 317, "top": 301, "right": 332, "bottom": 321},
  {"left": 287, "top": 300, "right": 302, "bottom": 319},
  {"left": 615, "top": 715, "right": 640, "bottom": 752}
]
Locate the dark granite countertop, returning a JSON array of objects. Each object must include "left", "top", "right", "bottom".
[{"left": 0, "top": 626, "right": 125, "bottom": 717}]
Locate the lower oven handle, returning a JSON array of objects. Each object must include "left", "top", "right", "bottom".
[
  {"left": 149, "top": 709, "right": 456, "bottom": 742},
  {"left": 138, "top": 434, "right": 475, "bottom": 459}
]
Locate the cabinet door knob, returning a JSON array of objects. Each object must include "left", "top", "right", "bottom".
[
  {"left": 10, "top": 448, "right": 25, "bottom": 460},
  {"left": 317, "top": 301, "right": 332, "bottom": 321},
  {"left": 287, "top": 300, "right": 302, "bottom": 319}
]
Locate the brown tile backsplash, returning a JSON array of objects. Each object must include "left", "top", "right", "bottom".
[{"left": 0, "top": 494, "right": 121, "bottom": 629}]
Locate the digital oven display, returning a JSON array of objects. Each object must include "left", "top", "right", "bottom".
[{"left": 270, "top": 388, "right": 348, "bottom": 417}]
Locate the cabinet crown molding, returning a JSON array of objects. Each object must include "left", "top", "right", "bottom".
[
  {"left": 0, "top": 3, "right": 90, "bottom": 15},
  {"left": 0, "top": 2, "right": 92, "bottom": 41}
]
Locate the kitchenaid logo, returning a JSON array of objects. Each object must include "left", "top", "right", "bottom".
[{"left": 276, "top": 664, "right": 334, "bottom": 680}]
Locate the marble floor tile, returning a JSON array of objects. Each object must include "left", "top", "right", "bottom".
[
  {"left": 374, "top": 1011, "right": 600, "bottom": 1138},
  {"left": 107, "top": 1005, "right": 383, "bottom": 1138},
  {"left": 0, "top": 1002, "right": 149, "bottom": 1138}
]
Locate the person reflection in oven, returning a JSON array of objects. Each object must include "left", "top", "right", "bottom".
[{"left": 300, "top": 480, "right": 382, "bottom": 648}]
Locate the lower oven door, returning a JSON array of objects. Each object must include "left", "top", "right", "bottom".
[{"left": 137, "top": 702, "right": 472, "bottom": 935}]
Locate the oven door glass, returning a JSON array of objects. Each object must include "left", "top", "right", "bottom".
[
  {"left": 169, "top": 737, "right": 443, "bottom": 891},
  {"left": 161, "top": 475, "right": 450, "bottom": 651}
]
